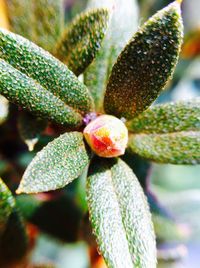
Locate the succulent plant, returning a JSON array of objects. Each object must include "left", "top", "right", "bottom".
[{"left": 0, "top": 0, "right": 199, "bottom": 267}]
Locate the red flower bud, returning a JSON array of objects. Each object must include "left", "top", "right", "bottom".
[{"left": 83, "top": 115, "right": 128, "bottom": 158}]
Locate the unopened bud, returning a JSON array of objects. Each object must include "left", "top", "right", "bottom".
[{"left": 83, "top": 115, "right": 128, "bottom": 158}]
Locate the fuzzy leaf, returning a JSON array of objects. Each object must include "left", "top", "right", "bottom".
[
  {"left": 84, "top": 0, "right": 139, "bottom": 111},
  {"left": 55, "top": 8, "right": 110, "bottom": 76},
  {"left": 104, "top": 1, "right": 183, "bottom": 119},
  {"left": 0, "top": 95, "right": 9, "bottom": 125},
  {"left": 32, "top": 0, "right": 64, "bottom": 51},
  {"left": 0, "top": 178, "right": 15, "bottom": 234},
  {"left": 0, "top": 59, "right": 82, "bottom": 127},
  {"left": 7, "top": 0, "right": 64, "bottom": 51},
  {"left": 127, "top": 99, "right": 200, "bottom": 133},
  {"left": 128, "top": 131, "right": 200, "bottom": 164},
  {"left": 0, "top": 28, "right": 94, "bottom": 115},
  {"left": 18, "top": 111, "right": 48, "bottom": 151},
  {"left": 87, "top": 158, "right": 156, "bottom": 268},
  {"left": 17, "top": 132, "right": 91, "bottom": 194},
  {"left": 7, "top": 0, "right": 33, "bottom": 40}
]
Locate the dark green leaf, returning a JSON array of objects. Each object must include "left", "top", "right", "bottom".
[
  {"left": 17, "top": 132, "right": 91, "bottom": 194},
  {"left": 18, "top": 111, "right": 48, "bottom": 151},
  {"left": 127, "top": 99, "right": 200, "bottom": 133},
  {"left": 0, "top": 59, "right": 82, "bottom": 127},
  {"left": 0, "top": 28, "right": 94, "bottom": 115},
  {"left": 55, "top": 8, "right": 110, "bottom": 76},
  {"left": 0, "top": 95, "right": 9, "bottom": 125},
  {"left": 7, "top": 0, "right": 64, "bottom": 51},
  {"left": 104, "top": 1, "right": 183, "bottom": 119},
  {"left": 87, "top": 158, "right": 156, "bottom": 268},
  {"left": 84, "top": 0, "right": 139, "bottom": 111},
  {"left": 0, "top": 179, "right": 28, "bottom": 267},
  {"left": 128, "top": 131, "right": 200, "bottom": 164},
  {"left": 0, "top": 178, "right": 15, "bottom": 234}
]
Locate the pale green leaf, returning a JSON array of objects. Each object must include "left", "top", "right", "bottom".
[
  {"left": 128, "top": 131, "right": 200, "bottom": 164},
  {"left": 127, "top": 99, "right": 200, "bottom": 133},
  {"left": 0, "top": 95, "right": 9, "bottom": 125},
  {"left": 87, "top": 158, "right": 156, "bottom": 268},
  {"left": 17, "top": 132, "right": 91, "bottom": 194}
]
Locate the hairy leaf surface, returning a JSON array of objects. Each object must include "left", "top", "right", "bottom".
[
  {"left": 87, "top": 158, "right": 156, "bottom": 268},
  {"left": 104, "top": 1, "right": 183, "bottom": 119},
  {"left": 17, "top": 132, "right": 91, "bottom": 193}
]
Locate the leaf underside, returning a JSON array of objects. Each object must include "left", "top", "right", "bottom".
[
  {"left": 17, "top": 132, "right": 91, "bottom": 194},
  {"left": 104, "top": 1, "right": 183, "bottom": 119},
  {"left": 0, "top": 95, "right": 9, "bottom": 125},
  {"left": 55, "top": 8, "right": 110, "bottom": 76},
  {"left": 87, "top": 158, "right": 156, "bottom": 268}
]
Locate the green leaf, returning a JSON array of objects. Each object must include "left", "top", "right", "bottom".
[
  {"left": 0, "top": 28, "right": 94, "bottom": 115},
  {"left": 84, "top": 0, "right": 139, "bottom": 111},
  {"left": 17, "top": 132, "right": 91, "bottom": 194},
  {"left": 104, "top": 1, "right": 183, "bottom": 119},
  {"left": 7, "top": 0, "right": 34, "bottom": 40},
  {"left": 31, "top": 0, "right": 64, "bottom": 51},
  {"left": 0, "top": 59, "right": 82, "bottom": 127},
  {"left": 54, "top": 8, "right": 110, "bottom": 76},
  {"left": 0, "top": 95, "right": 9, "bottom": 125},
  {"left": 87, "top": 158, "right": 156, "bottom": 268},
  {"left": 18, "top": 111, "right": 48, "bottom": 151},
  {"left": 127, "top": 99, "right": 200, "bottom": 133},
  {"left": 128, "top": 131, "right": 200, "bottom": 164},
  {"left": 0, "top": 179, "right": 27, "bottom": 267},
  {"left": 0, "top": 178, "right": 15, "bottom": 234},
  {"left": 7, "top": 0, "right": 64, "bottom": 51}
]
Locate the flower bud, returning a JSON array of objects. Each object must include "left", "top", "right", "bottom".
[{"left": 83, "top": 115, "right": 128, "bottom": 158}]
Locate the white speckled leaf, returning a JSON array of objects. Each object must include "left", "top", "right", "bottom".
[
  {"left": 87, "top": 158, "right": 156, "bottom": 268},
  {"left": 104, "top": 1, "right": 183, "bottom": 119},
  {"left": 127, "top": 98, "right": 200, "bottom": 133},
  {"left": 128, "top": 131, "right": 200, "bottom": 165},
  {"left": 17, "top": 132, "right": 91, "bottom": 194}
]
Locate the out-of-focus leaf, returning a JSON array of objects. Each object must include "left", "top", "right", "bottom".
[
  {"left": 128, "top": 131, "right": 200, "bottom": 164},
  {"left": 0, "top": 59, "right": 82, "bottom": 127},
  {"left": 7, "top": 0, "right": 64, "bottom": 51},
  {"left": 0, "top": 178, "right": 15, "bottom": 234},
  {"left": 127, "top": 99, "right": 200, "bottom": 133},
  {"left": 0, "top": 179, "right": 28, "bottom": 267},
  {"left": 0, "top": 28, "right": 94, "bottom": 115},
  {"left": 104, "top": 1, "right": 183, "bottom": 119},
  {"left": 17, "top": 132, "right": 91, "bottom": 194},
  {"left": 18, "top": 111, "right": 47, "bottom": 151},
  {"left": 55, "top": 8, "right": 110, "bottom": 76},
  {"left": 84, "top": 0, "right": 139, "bottom": 111},
  {"left": 0, "top": 95, "right": 9, "bottom": 125},
  {"left": 87, "top": 158, "right": 156, "bottom": 268},
  {"left": 0, "top": 0, "right": 10, "bottom": 29},
  {"left": 32, "top": 0, "right": 64, "bottom": 51}
]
